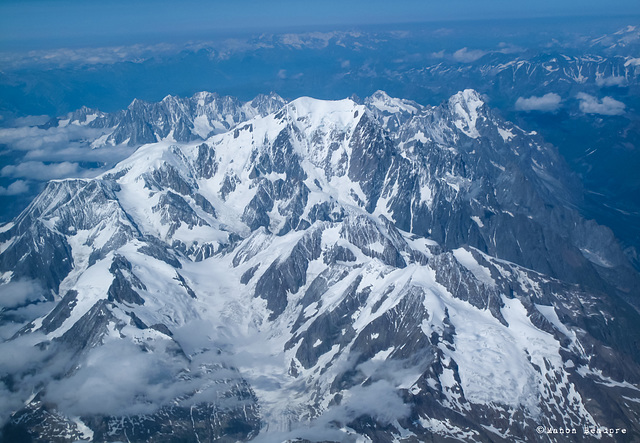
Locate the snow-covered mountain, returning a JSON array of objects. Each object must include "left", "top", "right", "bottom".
[
  {"left": 55, "top": 91, "right": 286, "bottom": 147},
  {"left": 1, "top": 90, "right": 639, "bottom": 442},
  {"left": 591, "top": 25, "right": 640, "bottom": 53},
  {"left": 392, "top": 52, "right": 640, "bottom": 103}
]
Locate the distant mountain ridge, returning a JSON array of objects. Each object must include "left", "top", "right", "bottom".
[
  {"left": 1, "top": 89, "right": 639, "bottom": 442},
  {"left": 53, "top": 91, "right": 286, "bottom": 147}
]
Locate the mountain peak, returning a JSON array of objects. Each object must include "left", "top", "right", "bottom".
[
  {"left": 449, "top": 88, "right": 484, "bottom": 109},
  {"left": 285, "top": 96, "right": 363, "bottom": 130},
  {"left": 192, "top": 90, "right": 219, "bottom": 101},
  {"left": 249, "top": 91, "right": 287, "bottom": 115},
  {"left": 447, "top": 89, "right": 485, "bottom": 138},
  {"left": 127, "top": 97, "right": 148, "bottom": 109},
  {"left": 288, "top": 96, "right": 357, "bottom": 113},
  {"left": 366, "top": 90, "right": 421, "bottom": 115}
]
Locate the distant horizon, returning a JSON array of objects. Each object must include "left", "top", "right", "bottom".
[
  {"left": 1, "top": 0, "right": 639, "bottom": 50},
  {"left": 1, "top": 14, "right": 638, "bottom": 119},
  {"left": 0, "top": 16, "right": 638, "bottom": 54}
]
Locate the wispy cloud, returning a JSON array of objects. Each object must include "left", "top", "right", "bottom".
[
  {"left": 0, "top": 280, "right": 45, "bottom": 309},
  {"left": 452, "top": 47, "right": 487, "bottom": 63},
  {"left": 0, "top": 123, "right": 135, "bottom": 184},
  {"left": 515, "top": 93, "right": 562, "bottom": 112},
  {"left": 0, "top": 280, "right": 52, "bottom": 342},
  {"left": 497, "top": 42, "right": 525, "bottom": 54},
  {"left": 576, "top": 92, "right": 625, "bottom": 115},
  {"left": 0, "top": 180, "right": 29, "bottom": 196},
  {"left": 44, "top": 340, "right": 181, "bottom": 416},
  {"left": 7, "top": 115, "right": 51, "bottom": 127},
  {"left": 0, "top": 125, "right": 102, "bottom": 152},
  {"left": 595, "top": 76, "right": 627, "bottom": 87},
  {"left": 0, "top": 43, "right": 188, "bottom": 70},
  {"left": 0, "top": 330, "right": 66, "bottom": 426},
  {"left": 1, "top": 161, "right": 82, "bottom": 180}
]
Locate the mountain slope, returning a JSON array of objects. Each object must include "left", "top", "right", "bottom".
[{"left": 1, "top": 90, "right": 639, "bottom": 442}]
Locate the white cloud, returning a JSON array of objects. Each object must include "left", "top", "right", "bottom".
[
  {"left": 0, "top": 280, "right": 53, "bottom": 343},
  {"left": 452, "top": 47, "right": 487, "bottom": 63},
  {"left": 1, "top": 161, "right": 81, "bottom": 180},
  {"left": 276, "top": 69, "right": 302, "bottom": 80},
  {"left": 8, "top": 115, "right": 50, "bottom": 127},
  {"left": 515, "top": 93, "right": 562, "bottom": 112},
  {"left": 577, "top": 93, "right": 625, "bottom": 115},
  {"left": 44, "top": 336, "right": 246, "bottom": 417},
  {"left": 0, "top": 116, "right": 137, "bottom": 187},
  {"left": 0, "top": 180, "right": 29, "bottom": 196},
  {"left": 0, "top": 125, "right": 103, "bottom": 152},
  {"left": 0, "top": 302, "right": 54, "bottom": 341},
  {"left": 0, "top": 280, "right": 45, "bottom": 309},
  {"left": 24, "top": 143, "right": 135, "bottom": 164},
  {"left": 0, "top": 331, "right": 58, "bottom": 377},
  {"left": 596, "top": 76, "right": 627, "bottom": 87},
  {"left": 44, "top": 340, "right": 178, "bottom": 416},
  {"left": 0, "top": 332, "right": 53, "bottom": 427},
  {"left": 497, "top": 42, "right": 524, "bottom": 54},
  {"left": 0, "top": 383, "right": 25, "bottom": 427},
  {"left": 0, "top": 316, "right": 239, "bottom": 425}
]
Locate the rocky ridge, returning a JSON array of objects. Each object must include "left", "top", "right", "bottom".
[{"left": 0, "top": 90, "right": 639, "bottom": 442}]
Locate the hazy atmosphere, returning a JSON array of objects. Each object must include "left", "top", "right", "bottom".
[{"left": 2, "top": 0, "right": 637, "bottom": 48}]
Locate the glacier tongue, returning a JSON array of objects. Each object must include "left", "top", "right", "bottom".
[{"left": 1, "top": 90, "right": 639, "bottom": 442}]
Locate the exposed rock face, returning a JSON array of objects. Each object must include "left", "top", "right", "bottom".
[
  {"left": 1, "top": 90, "right": 639, "bottom": 442},
  {"left": 59, "top": 91, "right": 286, "bottom": 147},
  {"left": 107, "top": 255, "right": 146, "bottom": 305}
]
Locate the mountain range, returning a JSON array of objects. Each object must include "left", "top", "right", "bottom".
[{"left": 1, "top": 89, "right": 639, "bottom": 442}]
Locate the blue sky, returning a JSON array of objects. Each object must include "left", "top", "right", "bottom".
[{"left": 1, "top": 0, "right": 638, "bottom": 49}]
